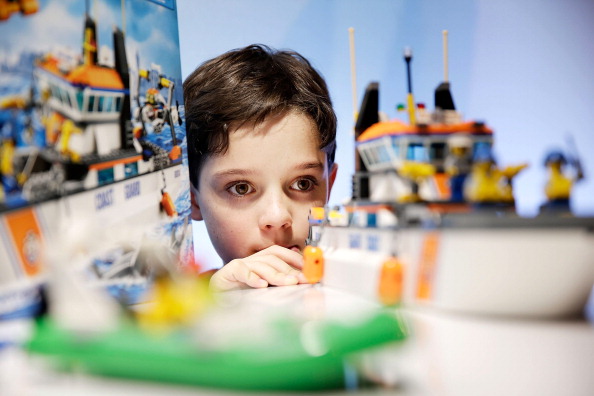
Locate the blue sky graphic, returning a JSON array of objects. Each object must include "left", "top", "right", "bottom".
[{"left": 0, "top": 0, "right": 182, "bottom": 82}]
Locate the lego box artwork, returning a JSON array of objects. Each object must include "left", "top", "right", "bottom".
[{"left": 0, "top": 0, "right": 193, "bottom": 318}]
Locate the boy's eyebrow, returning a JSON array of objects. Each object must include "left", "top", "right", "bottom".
[
  {"left": 211, "top": 169, "right": 257, "bottom": 179},
  {"left": 294, "top": 161, "right": 325, "bottom": 171},
  {"left": 212, "top": 161, "right": 324, "bottom": 180}
]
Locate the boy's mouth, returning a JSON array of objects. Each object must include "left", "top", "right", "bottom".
[
  {"left": 254, "top": 244, "right": 302, "bottom": 254},
  {"left": 288, "top": 245, "right": 301, "bottom": 253}
]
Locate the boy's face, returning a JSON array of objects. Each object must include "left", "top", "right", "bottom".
[{"left": 191, "top": 111, "right": 337, "bottom": 264}]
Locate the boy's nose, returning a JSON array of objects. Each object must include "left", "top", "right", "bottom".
[{"left": 258, "top": 190, "right": 292, "bottom": 230}]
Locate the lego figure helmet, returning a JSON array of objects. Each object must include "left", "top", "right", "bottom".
[
  {"left": 146, "top": 88, "right": 159, "bottom": 104},
  {"left": 448, "top": 134, "right": 473, "bottom": 149},
  {"left": 448, "top": 135, "right": 473, "bottom": 157},
  {"left": 473, "top": 144, "right": 495, "bottom": 163},
  {"left": 544, "top": 150, "right": 567, "bottom": 166}
]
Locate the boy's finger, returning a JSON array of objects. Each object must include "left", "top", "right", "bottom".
[
  {"left": 248, "top": 254, "right": 304, "bottom": 280},
  {"left": 247, "top": 260, "right": 300, "bottom": 287},
  {"left": 210, "top": 260, "right": 268, "bottom": 291},
  {"left": 239, "top": 270, "right": 269, "bottom": 289},
  {"left": 253, "top": 245, "right": 305, "bottom": 269},
  {"left": 210, "top": 247, "right": 308, "bottom": 291}
]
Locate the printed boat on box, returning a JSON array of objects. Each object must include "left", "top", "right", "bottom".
[{"left": 0, "top": 0, "right": 193, "bottom": 319}]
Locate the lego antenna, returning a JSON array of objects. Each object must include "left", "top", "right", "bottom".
[
  {"left": 403, "top": 47, "right": 416, "bottom": 125},
  {"left": 443, "top": 30, "right": 449, "bottom": 82},
  {"left": 121, "top": 0, "right": 126, "bottom": 35}
]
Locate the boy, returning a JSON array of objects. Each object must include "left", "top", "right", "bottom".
[{"left": 183, "top": 44, "right": 338, "bottom": 292}]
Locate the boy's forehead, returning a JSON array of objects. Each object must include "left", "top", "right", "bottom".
[
  {"left": 201, "top": 112, "right": 326, "bottom": 178},
  {"left": 228, "top": 111, "right": 321, "bottom": 150}
]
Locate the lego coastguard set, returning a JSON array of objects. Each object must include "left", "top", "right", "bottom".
[
  {"left": 304, "top": 30, "right": 594, "bottom": 319},
  {"left": 0, "top": 0, "right": 194, "bottom": 318},
  {"left": 3, "top": 14, "right": 594, "bottom": 392}
]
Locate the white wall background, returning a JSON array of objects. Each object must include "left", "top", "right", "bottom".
[{"left": 177, "top": 0, "right": 594, "bottom": 271}]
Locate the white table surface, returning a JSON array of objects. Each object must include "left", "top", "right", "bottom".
[{"left": 2, "top": 284, "right": 593, "bottom": 396}]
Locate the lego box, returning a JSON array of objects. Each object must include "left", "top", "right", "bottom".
[{"left": 0, "top": 0, "right": 193, "bottom": 318}]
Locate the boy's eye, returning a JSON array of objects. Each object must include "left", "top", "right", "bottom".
[
  {"left": 291, "top": 177, "right": 316, "bottom": 192},
  {"left": 227, "top": 182, "right": 254, "bottom": 196}
]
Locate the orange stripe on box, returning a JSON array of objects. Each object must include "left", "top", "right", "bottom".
[
  {"left": 89, "top": 155, "right": 142, "bottom": 171},
  {"left": 4, "top": 208, "right": 44, "bottom": 277}
]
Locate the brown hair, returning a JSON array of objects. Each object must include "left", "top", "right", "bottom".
[{"left": 183, "top": 44, "right": 336, "bottom": 188}]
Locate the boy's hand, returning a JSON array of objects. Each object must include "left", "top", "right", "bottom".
[{"left": 209, "top": 245, "right": 308, "bottom": 292}]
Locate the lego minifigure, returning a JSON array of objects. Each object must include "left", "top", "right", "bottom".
[
  {"left": 540, "top": 150, "right": 584, "bottom": 212},
  {"left": 444, "top": 135, "right": 473, "bottom": 202},
  {"left": 464, "top": 147, "right": 527, "bottom": 204}
]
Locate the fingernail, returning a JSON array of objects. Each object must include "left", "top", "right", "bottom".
[{"left": 285, "top": 275, "right": 298, "bottom": 284}]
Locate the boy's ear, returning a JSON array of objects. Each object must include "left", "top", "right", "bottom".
[
  {"left": 190, "top": 186, "right": 204, "bottom": 221},
  {"left": 327, "top": 163, "right": 338, "bottom": 198}
]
